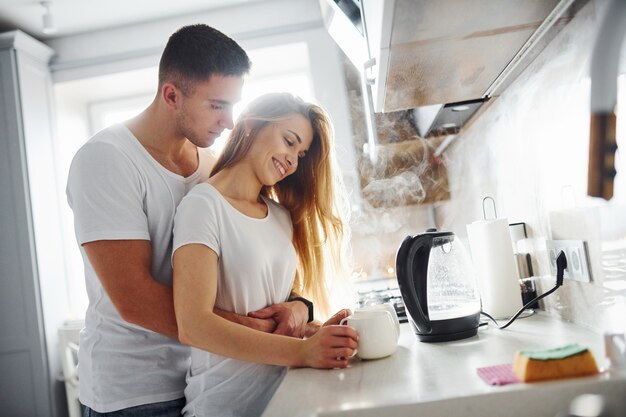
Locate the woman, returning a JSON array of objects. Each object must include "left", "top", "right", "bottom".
[{"left": 172, "top": 93, "right": 358, "bottom": 417}]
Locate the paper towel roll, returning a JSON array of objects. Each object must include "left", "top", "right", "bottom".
[{"left": 467, "top": 218, "right": 522, "bottom": 319}]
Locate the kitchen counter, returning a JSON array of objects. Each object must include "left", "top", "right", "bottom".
[{"left": 262, "top": 313, "right": 626, "bottom": 417}]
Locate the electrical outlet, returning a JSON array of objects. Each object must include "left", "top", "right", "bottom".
[{"left": 545, "top": 240, "right": 593, "bottom": 283}]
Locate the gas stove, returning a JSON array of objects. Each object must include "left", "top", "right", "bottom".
[{"left": 356, "top": 282, "right": 408, "bottom": 323}]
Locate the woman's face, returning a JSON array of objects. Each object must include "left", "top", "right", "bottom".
[{"left": 246, "top": 113, "right": 314, "bottom": 186}]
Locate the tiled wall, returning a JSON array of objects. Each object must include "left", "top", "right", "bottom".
[{"left": 350, "top": 0, "right": 626, "bottom": 333}]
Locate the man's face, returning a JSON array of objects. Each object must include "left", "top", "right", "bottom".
[{"left": 175, "top": 74, "right": 244, "bottom": 148}]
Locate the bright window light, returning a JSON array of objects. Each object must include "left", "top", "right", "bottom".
[{"left": 90, "top": 42, "right": 313, "bottom": 156}]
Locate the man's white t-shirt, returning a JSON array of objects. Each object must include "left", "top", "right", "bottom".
[
  {"left": 66, "top": 124, "right": 215, "bottom": 412},
  {"left": 173, "top": 183, "right": 297, "bottom": 417}
]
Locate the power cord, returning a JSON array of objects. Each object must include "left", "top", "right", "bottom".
[{"left": 480, "top": 250, "right": 567, "bottom": 330}]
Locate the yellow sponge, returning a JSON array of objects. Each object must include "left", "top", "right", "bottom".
[{"left": 513, "top": 344, "right": 599, "bottom": 382}]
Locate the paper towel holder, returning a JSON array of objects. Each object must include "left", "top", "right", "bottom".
[
  {"left": 481, "top": 251, "right": 567, "bottom": 329},
  {"left": 482, "top": 196, "right": 497, "bottom": 220}
]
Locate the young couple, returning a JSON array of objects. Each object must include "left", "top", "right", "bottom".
[{"left": 66, "top": 24, "right": 357, "bottom": 417}]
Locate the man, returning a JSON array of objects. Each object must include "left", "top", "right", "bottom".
[{"left": 67, "top": 24, "right": 313, "bottom": 417}]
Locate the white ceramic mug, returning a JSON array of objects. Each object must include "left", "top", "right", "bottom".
[
  {"left": 355, "top": 303, "right": 400, "bottom": 342},
  {"left": 340, "top": 310, "right": 398, "bottom": 360}
]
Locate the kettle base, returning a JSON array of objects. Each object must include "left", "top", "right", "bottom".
[
  {"left": 415, "top": 326, "right": 478, "bottom": 343},
  {"left": 409, "top": 312, "right": 480, "bottom": 343}
]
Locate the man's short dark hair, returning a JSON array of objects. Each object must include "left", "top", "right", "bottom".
[{"left": 158, "top": 24, "right": 251, "bottom": 94}]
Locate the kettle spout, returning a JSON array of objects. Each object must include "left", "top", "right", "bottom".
[{"left": 588, "top": 0, "right": 626, "bottom": 200}]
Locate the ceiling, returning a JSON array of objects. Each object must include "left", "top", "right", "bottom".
[{"left": 0, "top": 0, "right": 270, "bottom": 40}]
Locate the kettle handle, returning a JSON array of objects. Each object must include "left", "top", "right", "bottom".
[{"left": 395, "top": 235, "right": 431, "bottom": 333}]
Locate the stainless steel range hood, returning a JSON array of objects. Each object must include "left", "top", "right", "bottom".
[{"left": 321, "top": 0, "right": 586, "bottom": 137}]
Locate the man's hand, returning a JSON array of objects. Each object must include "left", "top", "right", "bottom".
[
  {"left": 247, "top": 301, "right": 309, "bottom": 338},
  {"left": 246, "top": 317, "right": 279, "bottom": 333},
  {"left": 304, "top": 308, "right": 352, "bottom": 338},
  {"left": 213, "top": 309, "right": 278, "bottom": 333}
]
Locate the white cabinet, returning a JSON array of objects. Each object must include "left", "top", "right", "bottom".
[{"left": 0, "top": 30, "right": 65, "bottom": 417}]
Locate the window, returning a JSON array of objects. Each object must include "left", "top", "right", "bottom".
[{"left": 88, "top": 42, "right": 313, "bottom": 152}]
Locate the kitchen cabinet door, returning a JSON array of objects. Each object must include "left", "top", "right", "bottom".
[{"left": 0, "top": 31, "right": 58, "bottom": 417}]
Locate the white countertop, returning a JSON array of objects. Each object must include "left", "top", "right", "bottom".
[{"left": 262, "top": 313, "right": 626, "bottom": 417}]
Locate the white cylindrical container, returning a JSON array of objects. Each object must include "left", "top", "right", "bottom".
[{"left": 467, "top": 218, "right": 522, "bottom": 318}]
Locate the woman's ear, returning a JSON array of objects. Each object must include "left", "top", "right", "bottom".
[{"left": 242, "top": 120, "right": 253, "bottom": 138}]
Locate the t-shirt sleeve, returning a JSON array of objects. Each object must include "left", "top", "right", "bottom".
[
  {"left": 66, "top": 141, "right": 149, "bottom": 244},
  {"left": 172, "top": 189, "right": 220, "bottom": 259}
]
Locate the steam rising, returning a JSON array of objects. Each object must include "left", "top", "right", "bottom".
[
  {"left": 362, "top": 169, "right": 426, "bottom": 206},
  {"left": 340, "top": 52, "right": 452, "bottom": 279}
]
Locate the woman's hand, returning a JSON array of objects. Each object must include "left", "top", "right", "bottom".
[{"left": 298, "top": 324, "right": 358, "bottom": 369}]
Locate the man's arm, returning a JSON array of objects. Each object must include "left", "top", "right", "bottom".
[
  {"left": 83, "top": 239, "right": 276, "bottom": 339},
  {"left": 214, "top": 309, "right": 277, "bottom": 333}
]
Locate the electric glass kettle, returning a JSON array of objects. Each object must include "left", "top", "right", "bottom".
[{"left": 395, "top": 230, "right": 481, "bottom": 342}]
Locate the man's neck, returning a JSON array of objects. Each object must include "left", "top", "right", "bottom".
[{"left": 125, "top": 102, "right": 199, "bottom": 177}]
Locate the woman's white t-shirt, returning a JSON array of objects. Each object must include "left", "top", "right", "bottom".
[{"left": 173, "top": 183, "right": 297, "bottom": 417}]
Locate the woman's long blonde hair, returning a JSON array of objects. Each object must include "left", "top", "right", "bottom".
[{"left": 211, "top": 93, "right": 347, "bottom": 315}]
